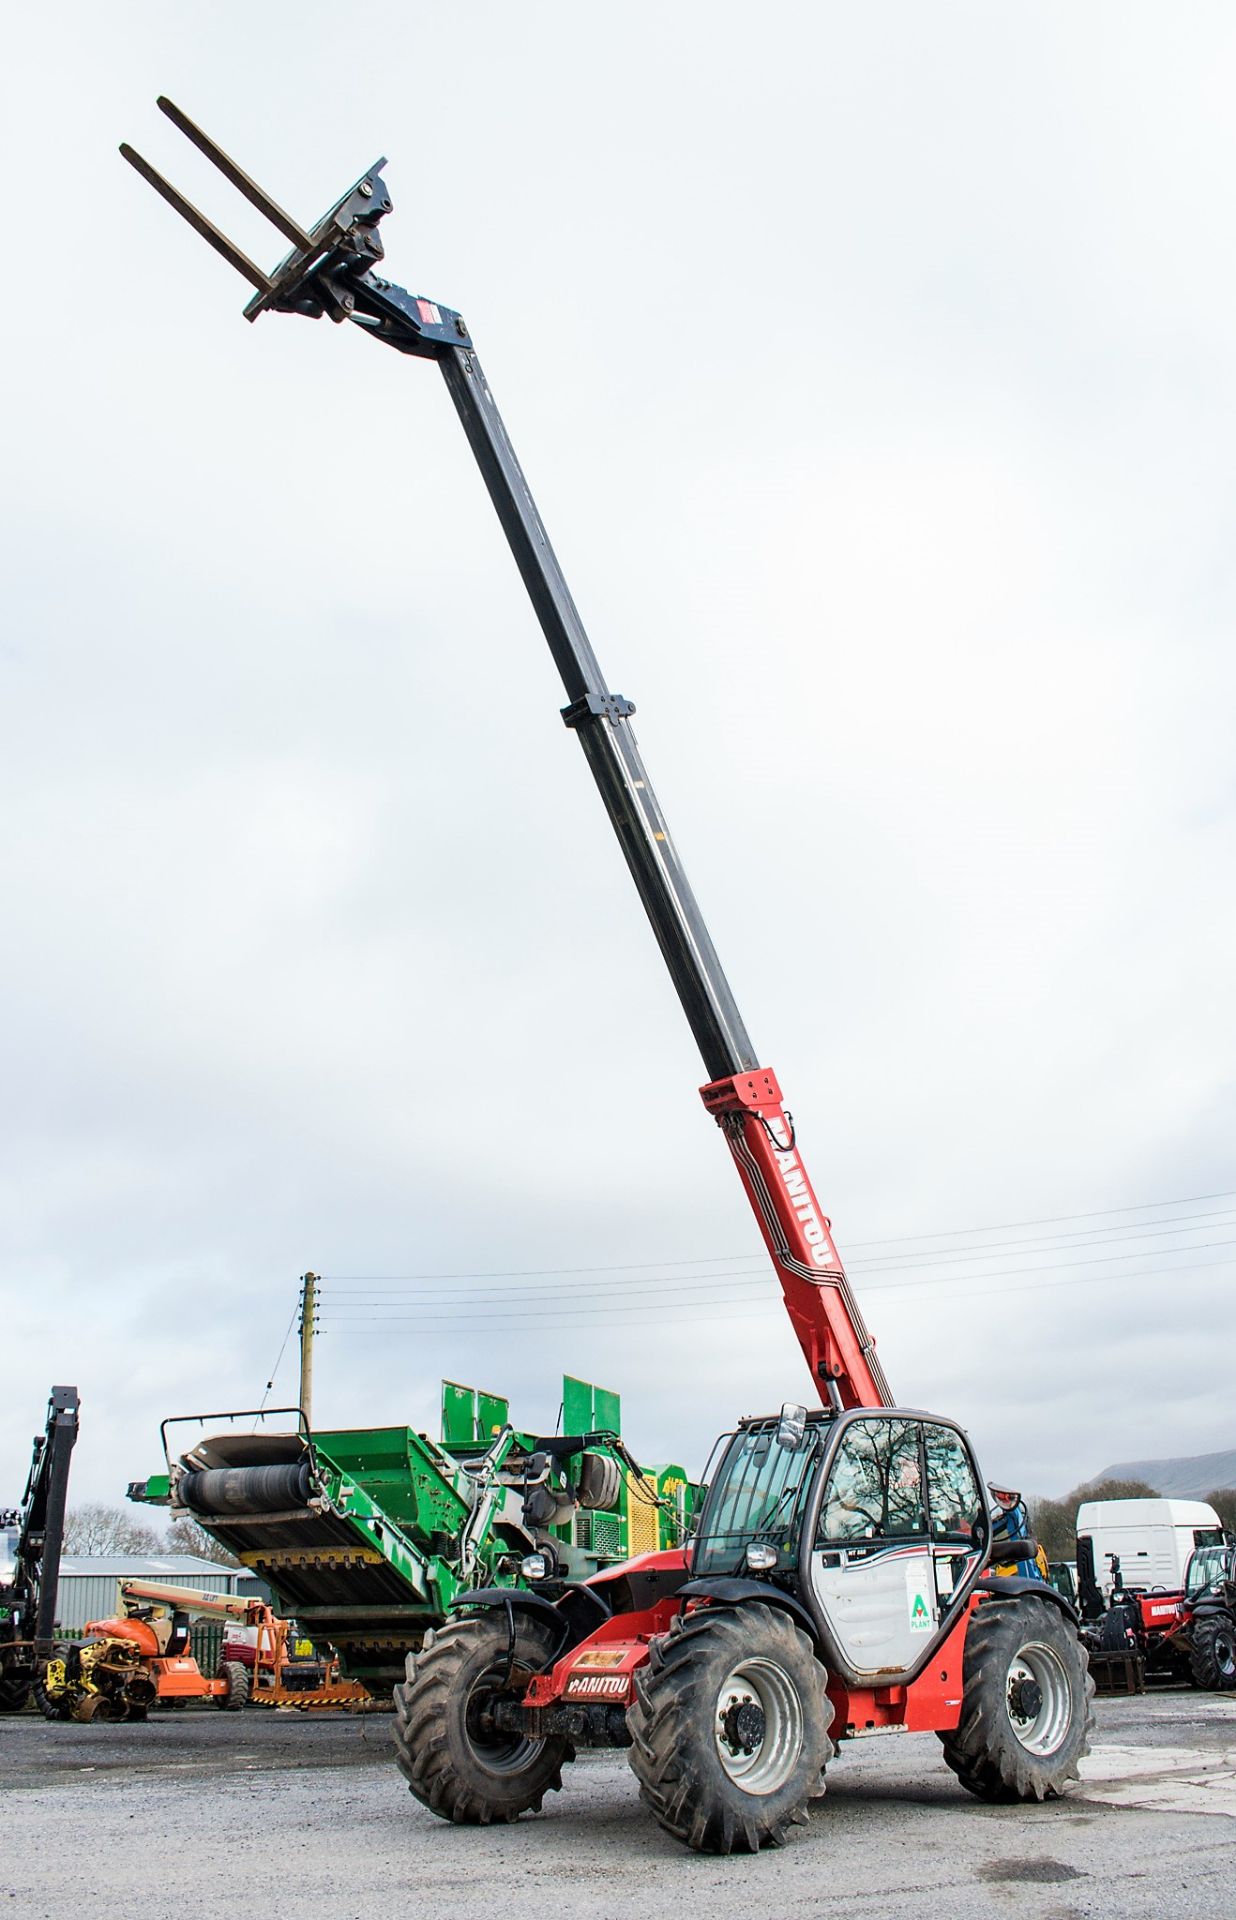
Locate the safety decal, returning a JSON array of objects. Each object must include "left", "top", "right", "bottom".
[
  {"left": 416, "top": 299, "right": 442, "bottom": 326},
  {"left": 907, "top": 1567, "right": 934, "bottom": 1633}
]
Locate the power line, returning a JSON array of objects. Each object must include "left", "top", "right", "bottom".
[
  {"left": 318, "top": 1214, "right": 1236, "bottom": 1308},
  {"left": 256, "top": 1300, "right": 299, "bottom": 1414},
  {"left": 849, "top": 1209, "right": 1236, "bottom": 1272},
  {"left": 318, "top": 1253, "right": 1236, "bottom": 1332},
  {"left": 319, "top": 1188, "right": 1236, "bottom": 1287},
  {"left": 317, "top": 1244, "right": 1236, "bottom": 1325},
  {"left": 837, "top": 1189, "right": 1236, "bottom": 1247}
]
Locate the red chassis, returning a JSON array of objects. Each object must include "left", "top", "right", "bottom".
[{"left": 513, "top": 1550, "right": 969, "bottom": 1745}]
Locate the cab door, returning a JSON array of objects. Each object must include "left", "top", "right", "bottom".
[
  {"left": 922, "top": 1421, "right": 984, "bottom": 1618},
  {"left": 809, "top": 1415, "right": 937, "bottom": 1678}
]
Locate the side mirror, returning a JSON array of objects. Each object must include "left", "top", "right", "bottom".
[{"left": 776, "top": 1403, "right": 807, "bottom": 1451}]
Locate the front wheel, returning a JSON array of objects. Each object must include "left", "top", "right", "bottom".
[
  {"left": 1189, "top": 1614, "right": 1236, "bottom": 1690},
  {"left": 941, "top": 1594, "right": 1094, "bottom": 1802},
  {"left": 626, "top": 1602, "right": 833, "bottom": 1854},
  {"left": 214, "top": 1660, "right": 251, "bottom": 1711},
  {"left": 392, "top": 1614, "right": 573, "bottom": 1825}
]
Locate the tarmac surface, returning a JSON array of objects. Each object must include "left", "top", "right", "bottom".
[{"left": 4, "top": 1689, "right": 1236, "bottom": 1920}]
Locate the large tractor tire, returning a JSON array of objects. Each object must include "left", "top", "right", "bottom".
[
  {"left": 626, "top": 1602, "right": 833, "bottom": 1854},
  {"left": 940, "top": 1594, "right": 1094, "bottom": 1802},
  {"left": 392, "top": 1615, "right": 573, "bottom": 1825},
  {"left": 0, "top": 1672, "right": 31, "bottom": 1715},
  {"left": 1188, "top": 1614, "right": 1236, "bottom": 1690},
  {"left": 214, "top": 1660, "right": 251, "bottom": 1711}
]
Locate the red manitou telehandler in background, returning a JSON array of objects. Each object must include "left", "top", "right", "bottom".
[{"left": 122, "top": 102, "right": 1094, "bottom": 1853}]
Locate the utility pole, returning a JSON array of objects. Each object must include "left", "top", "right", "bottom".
[{"left": 298, "top": 1273, "right": 319, "bottom": 1426}]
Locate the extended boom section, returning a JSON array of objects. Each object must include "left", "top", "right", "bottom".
[{"left": 121, "top": 100, "right": 890, "bottom": 1411}]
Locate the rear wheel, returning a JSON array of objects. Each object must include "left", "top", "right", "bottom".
[
  {"left": 392, "top": 1614, "right": 573, "bottom": 1825},
  {"left": 626, "top": 1602, "right": 833, "bottom": 1854},
  {"left": 0, "top": 1672, "right": 31, "bottom": 1715},
  {"left": 941, "top": 1595, "right": 1094, "bottom": 1802},
  {"left": 1189, "top": 1614, "right": 1236, "bottom": 1690},
  {"left": 214, "top": 1660, "right": 251, "bottom": 1711}
]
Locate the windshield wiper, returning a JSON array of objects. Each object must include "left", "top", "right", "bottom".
[{"left": 752, "top": 1476, "right": 807, "bottom": 1540}]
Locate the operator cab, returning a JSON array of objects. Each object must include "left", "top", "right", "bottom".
[
  {"left": 1185, "top": 1542, "right": 1235, "bottom": 1600},
  {"left": 691, "top": 1405, "right": 990, "bottom": 1683}
]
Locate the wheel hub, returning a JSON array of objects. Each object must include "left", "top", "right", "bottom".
[
  {"left": 1004, "top": 1645, "right": 1071, "bottom": 1756},
  {"left": 1007, "top": 1676, "right": 1043, "bottom": 1722},
  {"left": 719, "top": 1697, "right": 766, "bottom": 1756},
  {"left": 463, "top": 1667, "right": 545, "bottom": 1775},
  {"left": 712, "top": 1657, "right": 805, "bottom": 1795}
]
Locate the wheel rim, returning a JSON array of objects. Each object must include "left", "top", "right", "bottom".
[
  {"left": 1004, "top": 1641, "right": 1072, "bottom": 1756},
  {"left": 1212, "top": 1628, "right": 1236, "bottom": 1677},
  {"left": 713, "top": 1657, "right": 805, "bottom": 1795},
  {"left": 463, "top": 1666, "right": 546, "bottom": 1776}
]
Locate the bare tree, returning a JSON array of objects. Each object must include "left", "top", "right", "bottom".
[
  {"left": 165, "top": 1517, "right": 240, "bottom": 1568},
  {"left": 1205, "top": 1488, "right": 1236, "bottom": 1536},
  {"left": 63, "top": 1503, "right": 164, "bottom": 1556}
]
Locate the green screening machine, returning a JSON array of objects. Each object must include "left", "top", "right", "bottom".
[{"left": 130, "top": 1377, "right": 693, "bottom": 1692}]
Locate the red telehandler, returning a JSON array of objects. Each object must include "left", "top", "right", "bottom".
[{"left": 121, "top": 102, "right": 1094, "bottom": 1853}]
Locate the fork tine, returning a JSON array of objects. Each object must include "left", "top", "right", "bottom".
[
  {"left": 157, "top": 98, "right": 315, "bottom": 252},
  {"left": 119, "top": 145, "right": 273, "bottom": 293}
]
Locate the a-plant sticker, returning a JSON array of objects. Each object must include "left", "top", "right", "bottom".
[{"left": 906, "top": 1567, "right": 933, "bottom": 1633}]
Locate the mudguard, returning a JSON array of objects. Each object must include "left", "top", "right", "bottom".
[
  {"left": 675, "top": 1576, "right": 822, "bottom": 1647},
  {"left": 976, "top": 1573, "right": 1079, "bottom": 1624},
  {"left": 1189, "top": 1598, "right": 1236, "bottom": 1620},
  {"left": 448, "top": 1587, "right": 564, "bottom": 1632},
  {"left": 448, "top": 1581, "right": 613, "bottom": 1665}
]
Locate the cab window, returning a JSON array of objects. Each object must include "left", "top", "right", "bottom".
[
  {"left": 818, "top": 1418, "right": 925, "bottom": 1544},
  {"left": 923, "top": 1424, "right": 981, "bottom": 1544},
  {"left": 1187, "top": 1546, "right": 1228, "bottom": 1597}
]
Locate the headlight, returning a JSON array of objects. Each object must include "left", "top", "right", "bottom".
[
  {"left": 745, "top": 1544, "right": 778, "bottom": 1572},
  {"left": 520, "top": 1552, "right": 548, "bottom": 1581}
]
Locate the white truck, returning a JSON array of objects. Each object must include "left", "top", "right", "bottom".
[{"left": 1076, "top": 1497, "right": 1224, "bottom": 1599}]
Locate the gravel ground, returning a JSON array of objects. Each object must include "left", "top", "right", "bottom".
[{"left": 3, "top": 1691, "right": 1235, "bottom": 1920}]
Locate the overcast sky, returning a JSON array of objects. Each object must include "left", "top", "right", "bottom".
[{"left": 2, "top": 3, "right": 1233, "bottom": 1518}]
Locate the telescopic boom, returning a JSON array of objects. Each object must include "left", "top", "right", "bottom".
[{"left": 120, "top": 103, "right": 892, "bottom": 1410}]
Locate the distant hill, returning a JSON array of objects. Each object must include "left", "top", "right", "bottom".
[{"left": 1095, "top": 1448, "right": 1236, "bottom": 1499}]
